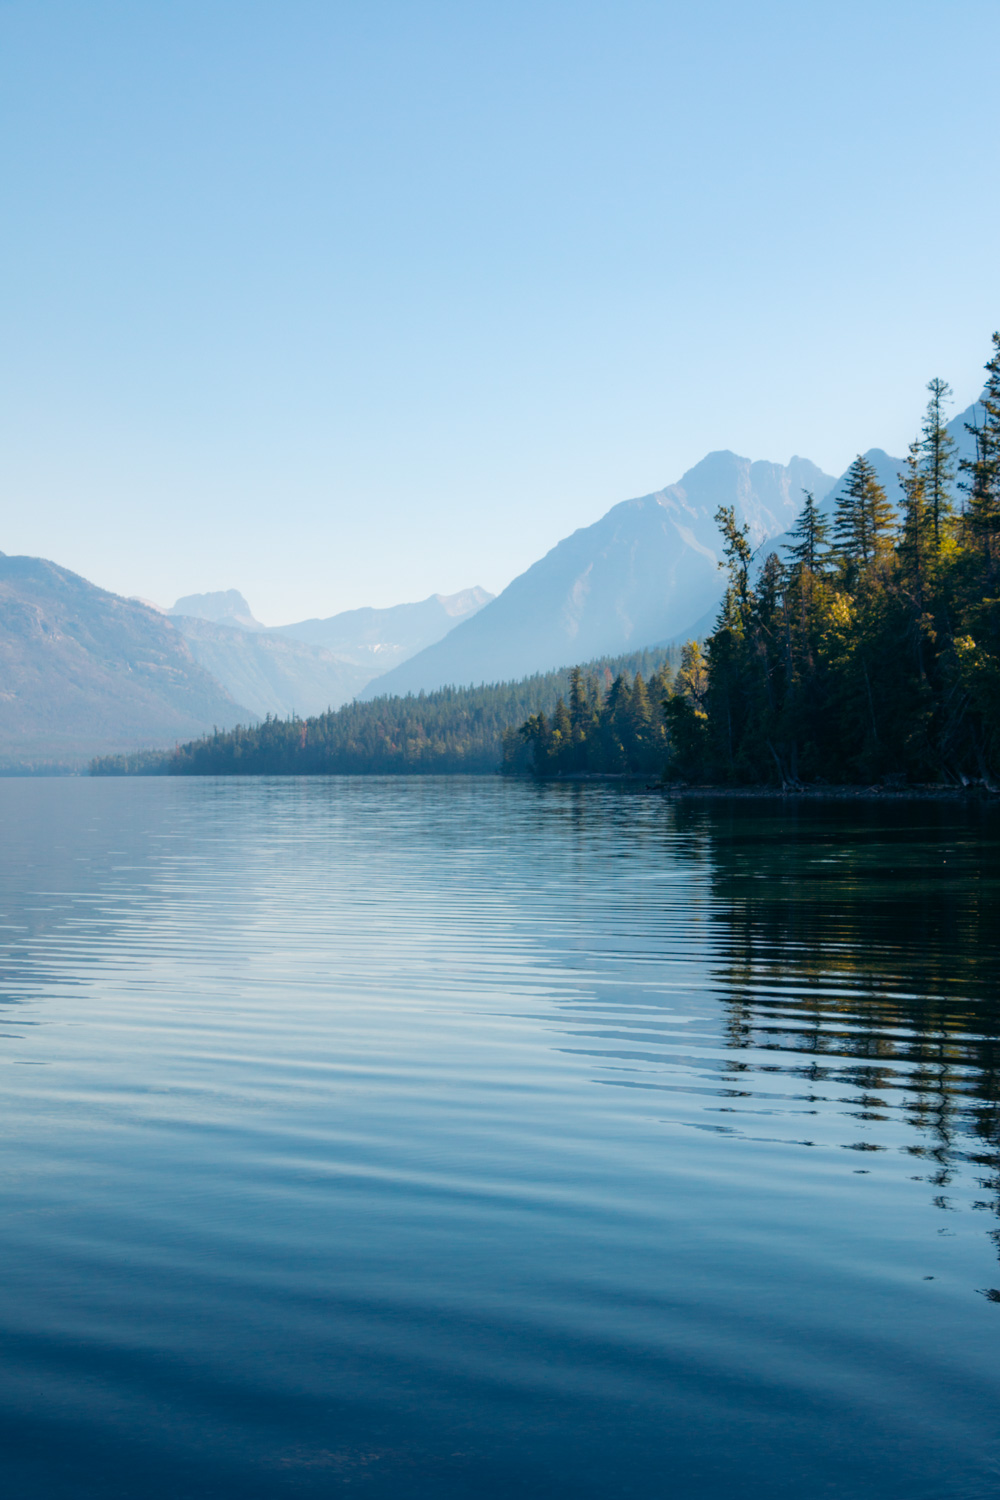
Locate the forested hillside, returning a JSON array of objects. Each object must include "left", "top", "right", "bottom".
[{"left": 90, "top": 648, "right": 677, "bottom": 776}]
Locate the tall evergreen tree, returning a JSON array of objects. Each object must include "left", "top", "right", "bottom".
[
  {"left": 960, "top": 332, "right": 1000, "bottom": 563},
  {"left": 672, "top": 641, "right": 709, "bottom": 707},
  {"left": 832, "top": 455, "right": 896, "bottom": 572},
  {"left": 898, "top": 442, "right": 935, "bottom": 606},
  {"left": 714, "top": 505, "right": 753, "bottom": 622},
  {"left": 919, "top": 377, "right": 956, "bottom": 547},
  {"left": 786, "top": 489, "right": 830, "bottom": 572}
]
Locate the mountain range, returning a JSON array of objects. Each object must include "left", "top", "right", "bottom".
[{"left": 0, "top": 395, "right": 984, "bottom": 767}]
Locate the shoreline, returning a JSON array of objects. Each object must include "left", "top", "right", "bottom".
[{"left": 655, "top": 782, "right": 999, "bottom": 802}]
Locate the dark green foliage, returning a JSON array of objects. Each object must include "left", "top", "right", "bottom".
[
  {"left": 91, "top": 647, "right": 678, "bottom": 777},
  {"left": 832, "top": 455, "right": 896, "bottom": 575},
  {"left": 920, "top": 378, "right": 957, "bottom": 546},
  {"left": 787, "top": 489, "right": 830, "bottom": 573},
  {"left": 959, "top": 332, "right": 1000, "bottom": 560},
  {"left": 508, "top": 661, "right": 674, "bottom": 777}
]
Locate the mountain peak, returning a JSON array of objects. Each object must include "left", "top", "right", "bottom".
[
  {"left": 170, "top": 590, "right": 263, "bottom": 631},
  {"left": 360, "top": 451, "right": 837, "bottom": 698}
]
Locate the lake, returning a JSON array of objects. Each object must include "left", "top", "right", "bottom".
[{"left": 1, "top": 777, "right": 998, "bottom": 1498}]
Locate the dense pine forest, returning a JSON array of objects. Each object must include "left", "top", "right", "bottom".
[{"left": 90, "top": 648, "right": 677, "bottom": 776}]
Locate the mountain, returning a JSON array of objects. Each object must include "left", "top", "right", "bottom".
[
  {"left": 169, "top": 589, "right": 264, "bottom": 631},
  {"left": 271, "top": 587, "right": 494, "bottom": 670},
  {"left": 361, "top": 453, "right": 836, "bottom": 698},
  {"left": 0, "top": 553, "right": 250, "bottom": 770},
  {"left": 169, "top": 614, "right": 372, "bottom": 718}
]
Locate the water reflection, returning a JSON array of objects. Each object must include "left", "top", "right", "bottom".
[
  {"left": 0, "top": 781, "right": 998, "bottom": 1499},
  {"left": 701, "top": 806, "right": 1000, "bottom": 1240}
]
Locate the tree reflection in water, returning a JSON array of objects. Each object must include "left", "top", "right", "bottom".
[{"left": 677, "top": 800, "right": 1000, "bottom": 1268}]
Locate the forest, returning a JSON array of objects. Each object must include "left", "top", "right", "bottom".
[{"left": 90, "top": 648, "right": 677, "bottom": 777}]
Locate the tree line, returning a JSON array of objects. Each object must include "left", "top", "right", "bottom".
[
  {"left": 90, "top": 648, "right": 677, "bottom": 776},
  {"left": 501, "top": 662, "right": 673, "bottom": 776}
]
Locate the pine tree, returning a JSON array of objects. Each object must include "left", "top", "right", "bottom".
[
  {"left": 626, "top": 672, "right": 654, "bottom": 768},
  {"left": 833, "top": 455, "right": 896, "bottom": 572},
  {"left": 898, "top": 442, "right": 934, "bottom": 598},
  {"left": 567, "top": 665, "right": 591, "bottom": 770},
  {"left": 569, "top": 666, "right": 587, "bottom": 734},
  {"left": 664, "top": 643, "right": 710, "bottom": 780},
  {"left": 919, "top": 378, "right": 956, "bottom": 547},
  {"left": 672, "top": 641, "right": 708, "bottom": 706},
  {"left": 714, "top": 505, "right": 753, "bottom": 625},
  {"left": 960, "top": 331, "right": 1000, "bottom": 562},
  {"left": 786, "top": 489, "right": 830, "bottom": 572},
  {"left": 549, "top": 698, "right": 573, "bottom": 771}
]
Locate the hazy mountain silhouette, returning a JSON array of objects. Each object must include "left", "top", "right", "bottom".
[
  {"left": 270, "top": 587, "right": 494, "bottom": 670},
  {"left": 169, "top": 615, "right": 372, "bottom": 718},
  {"left": 0, "top": 554, "right": 250, "bottom": 770},
  {"left": 170, "top": 589, "right": 264, "bottom": 631},
  {"left": 361, "top": 454, "right": 835, "bottom": 697}
]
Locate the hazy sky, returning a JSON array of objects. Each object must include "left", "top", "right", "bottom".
[{"left": 1, "top": 1, "right": 998, "bottom": 624}]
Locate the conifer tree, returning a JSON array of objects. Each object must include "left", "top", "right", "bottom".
[
  {"left": 627, "top": 672, "right": 654, "bottom": 767},
  {"left": 714, "top": 505, "right": 753, "bottom": 625},
  {"left": 569, "top": 666, "right": 587, "bottom": 734},
  {"left": 919, "top": 378, "right": 956, "bottom": 547},
  {"left": 898, "top": 443, "right": 934, "bottom": 595},
  {"left": 549, "top": 698, "right": 573, "bottom": 771},
  {"left": 960, "top": 332, "right": 1000, "bottom": 563},
  {"left": 832, "top": 455, "right": 895, "bottom": 571},
  {"left": 664, "top": 643, "right": 710, "bottom": 779},
  {"left": 786, "top": 489, "right": 830, "bottom": 572},
  {"left": 672, "top": 641, "right": 708, "bottom": 706}
]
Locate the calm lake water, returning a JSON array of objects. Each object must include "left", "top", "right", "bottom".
[{"left": 1, "top": 778, "right": 999, "bottom": 1499}]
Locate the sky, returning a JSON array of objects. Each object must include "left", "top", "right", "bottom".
[{"left": 1, "top": 1, "right": 998, "bottom": 625}]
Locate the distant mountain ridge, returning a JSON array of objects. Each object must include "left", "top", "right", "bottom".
[
  {"left": 269, "top": 587, "right": 494, "bottom": 669},
  {"left": 168, "top": 586, "right": 495, "bottom": 692},
  {"left": 362, "top": 452, "right": 836, "bottom": 698},
  {"left": 0, "top": 553, "right": 249, "bottom": 770}
]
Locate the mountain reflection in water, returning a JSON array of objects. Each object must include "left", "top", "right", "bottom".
[{"left": 0, "top": 780, "right": 997, "bottom": 1500}]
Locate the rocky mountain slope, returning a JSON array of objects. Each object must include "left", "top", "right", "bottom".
[
  {"left": 362, "top": 453, "right": 835, "bottom": 697},
  {"left": 0, "top": 554, "right": 249, "bottom": 770}
]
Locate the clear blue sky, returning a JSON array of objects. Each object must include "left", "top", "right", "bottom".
[{"left": 1, "top": 0, "right": 997, "bottom": 623}]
